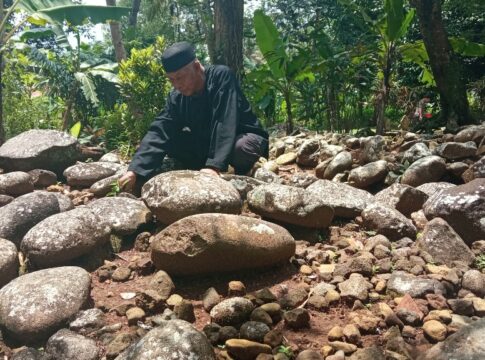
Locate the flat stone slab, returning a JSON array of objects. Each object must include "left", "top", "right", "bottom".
[
  {"left": 141, "top": 170, "right": 242, "bottom": 225},
  {"left": 247, "top": 183, "right": 334, "bottom": 228},
  {"left": 387, "top": 271, "right": 446, "bottom": 298},
  {"left": 0, "top": 266, "right": 91, "bottom": 342},
  {"left": 151, "top": 213, "right": 295, "bottom": 275},
  {"left": 63, "top": 162, "right": 123, "bottom": 187},
  {"left": 361, "top": 203, "right": 416, "bottom": 241},
  {"left": 0, "top": 130, "right": 80, "bottom": 175}
]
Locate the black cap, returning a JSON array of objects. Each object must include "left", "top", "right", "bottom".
[{"left": 161, "top": 42, "right": 196, "bottom": 73}]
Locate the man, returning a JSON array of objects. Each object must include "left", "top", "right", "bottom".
[{"left": 119, "top": 41, "right": 269, "bottom": 191}]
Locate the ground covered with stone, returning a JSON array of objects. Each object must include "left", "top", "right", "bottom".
[{"left": 0, "top": 126, "right": 484, "bottom": 360}]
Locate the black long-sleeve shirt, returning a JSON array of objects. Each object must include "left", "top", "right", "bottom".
[{"left": 128, "top": 65, "right": 268, "bottom": 178}]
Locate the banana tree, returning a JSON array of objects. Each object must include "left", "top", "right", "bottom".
[
  {"left": 0, "top": 0, "right": 129, "bottom": 142},
  {"left": 253, "top": 9, "right": 315, "bottom": 135},
  {"left": 340, "top": 0, "right": 414, "bottom": 134}
]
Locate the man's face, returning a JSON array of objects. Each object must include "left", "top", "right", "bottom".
[{"left": 166, "top": 61, "right": 202, "bottom": 96}]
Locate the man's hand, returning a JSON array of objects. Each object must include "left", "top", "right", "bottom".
[
  {"left": 200, "top": 168, "right": 220, "bottom": 177},
  {"left": 118, "top": 171, "right": 137, "bottom": 192}
]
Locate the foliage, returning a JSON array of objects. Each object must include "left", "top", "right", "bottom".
[
  {"left": 475, "top": 255, "right": 485, "bottom": 271},
  {"left": 277, "top": 345, "right": 294, "bottom": 358}
]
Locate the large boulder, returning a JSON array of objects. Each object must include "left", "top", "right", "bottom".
[
  {"left": 417, "top": 218, "right": 475, "bottom": 266},
  {"left": 423, "top": 178, "right": 485, "bottom": 245},
  {"left": 296, "top": 139, "right": 321, "bottom": 167},
  {"left": 420, "top": 318, "right": 485, "bottom": 360},
  {"left": 0, "top": 191, "right": 61, "bottom": 246},
  {"left": 361, "top": 203, "right": 417, "bottom": 241},
  {"left": 348, "top": 160, "right": 388, "bottom": 188},
  {"left": 63, "top": 161, "right": 122, "bottom": 187},
  {"left": 0, "top": 238, "right": 18, "bottom": 288},
  {"left": 402, "top": 143, "right": 432, "bottom": 164},
  {"left": 221, "top": 174, "right": 266, "bottom": 200},
  {"left": 115, "top": 320, "right": 215, "bottom": 360},
  {"left": 0, "top": 130, "right": 80, "bottom": 175},
  {"left": 45, "top": 329, "right": 100, "bottom": 360},
  {"left": 401, "top": 156, "right": 446, "bottom": 187},
  {"left": 86, "top": 197, "right": 152, "bottom": 235},
  {"left": 359, "top": 136, "right": 385, "bottom": 164},
  {"left": 0, "top": 266, "right": 91, "bottom": 342},
  {"left": 323, "top": 151, "right": 353, "bottom": 179},
  {"left": 387, "top": 271, "right": 446, "bottom": 298},
  {"left": 151, "top": 214, "right": 295, "bottom": 275},
  {"left": 454, "top": 125, "right": 485, "bottom": 145},
  {"left": 374, "top": 183, "right": 428, "bottom": 217},
  {"left": 21, "top": 207, "right": 111, "bottom": 268},
  {"left": 434, "top": 141, "right": 477, "bottom": 160},
  {"left": 247, "top": 183, "right": 334, "bottom": 228},
  {"left": 416, "top": 182, "right": 456, "bottom": 197},
  {"left": 462, "top": 155, "right": 485, "bottom": 183},
  {"left": 141, "top": 170, "right": 242, "bottom": 225},
  {"left": 0, "top": 172, "right": 34, "bottom": 196},
  {"left": 306, "top": 180, "right": 374, "bottom": 218}
]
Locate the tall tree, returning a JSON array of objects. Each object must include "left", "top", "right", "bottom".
[
  {"left": 106, "top": 0, "right": 127, "bottom": 62},
  {"left": 129, "top": 0, "right": 141, "bottom": 27},
  {"left": 213, "top": 0, "right": 243, "bottom": 76},
  {"left": 410, "top": 0, "right": 472, "bottom": 127}
]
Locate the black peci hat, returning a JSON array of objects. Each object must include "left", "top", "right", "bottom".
[{"left": 161, "top": 42, "right": 196, "bottom": 73}]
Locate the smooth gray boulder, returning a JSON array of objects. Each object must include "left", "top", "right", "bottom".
[
  {"left": 306, "top": 180, "right": 374, "bottom": 218},
  {"left": 359, "top": 136, "right": 384, "bottom": 164},
  {"left": 402, "top": 143, "right": 432, "bottom": 164},
  {"left": 462, "top": 155, "right": 485, "bottom": 183},
  {"left": 0, "top": 191, "right": 61, "bottom": 246},
  {"left": 420, "top": 318, "right": 485, "bottom": 360},
  {"left": 21, "top": 207, "right": 110, "bottom": 268},
  {"left": 387, "top": 271, "right": 446, "bottom": 298},
  {"left": 416, "top": 182, "right": 456, "bottom": 197},
  {"left": 348, "top": 160, "right": 388, "bottom": 188},
  {"left": 0, "top": 194, "right": 13, "bottom": 207},
  {"left": 141, "top": 170, "right": 242, "bottom": 225},
  {"left": 151, "top": 214, "right": 295, "bottom": 275},
  {"left": 63, "top": 161, "right": 122, "bottom": 187},
  {"left": 210, "top": 297, "right": 254, "bottom": 327},
  {"left": 0, "top": 130, "right": 80, "bottom": 175},
  {"left": 28, "top": 169, "right": 57, "bottom": 187},
  {"left": 417, "top": 218, "right": 475, "bottom": 266},
  {"left": 0, "top": 171, "right": 34, "bottom": 196},
  {"left": 435, "top": 141, "right": 477, "bottom": 160},
  {"left": 247, "top": 183, "right": 334, "bottom": 228},
  {"left": 323, "top": 151, "right": 353, "bottom": 179},
  {"left": 361, "top": 203, "right": 417, "bottom": 241},
  {"left": 45, "top": 329, "right": 100, "bottom": 360},
  {"left": 0, "top": 238, "right": 18, "bottom": 288},
  {"left": 375, "top": 183, "right": 428, "bottom": 217},
  {"left": 423, "top": 178, "right": 485, "bottom": 245},
  {"left": 0, "top": 266, "right": 90, "bottom": 342},
  {"left": 116, "top": 319, "right": 215, "bottom": 360},
  {"left": 454, "top": 125, "right": 485, "bottom": 145},
  {"left": 87, "top": 197, "right": 152, "bottom": 235},
  {"left": 401, "top": 156, "right": 446, "bottom": 187},
  {"left": 221, "top": 174, "right": 266, "bottom": 200},
  {"left": 297, "top": 139, "right": 320, "bottom": 167}
]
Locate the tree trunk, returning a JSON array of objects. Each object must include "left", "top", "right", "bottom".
[
  {"left": 213, "top": 0, "right": 243, "bottom": 77},
  {"left": 106, "top": 0, "right": 127, "bottom": 63},
  {"left": 284, "top": 91, "right": 294, "bottom": 135},
  {"left": 198, "top": 0, "right": 216, "bottom": 63},
  {"left": 410, "top": 0, "right": 472, "bottom": 127},
  {"left": 129, "top": 0, "right": 141, "bottom": 27},
  {"left": 0, "top": 52, "right": 5, "bottom": 145}
]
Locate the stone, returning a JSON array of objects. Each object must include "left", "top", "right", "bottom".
[
  {"left": 276, "top": 152, "right": 297, "bottom": 165},
  {"left": 151, "top": 214, "right": 295, "bottom": 275},
  {"left": 402, "top": 143, "right": 432, "bottom": 164},
  {"left": 348, "top": 160, "right": 388, "bottom": 188},
  {"left": 250, "top": 308, "right": 273, "bottom": 326},
  {"left": 416, "top": 182, "right": 456, "bottom": 197},
  {"left": 50, "top": 192, "right": 75, "bottom": 212},
  {"left": 221, "top": 174, "right": 266, "bottom": 200},
  {"left": 401, "top": 155, "right": 447, "bottom": 187},
  {"left": 455, "top": 125, "right": 485, "bottom": 145},
  {"left": 69, "top": 308, "right": 105, "bottom": 334},
  {"left": 10, "top": 348, "right": 48, "bottom": 360},
  {"left": 329, "top": 341, "right": 357, "bottom": 355},
  {"left": 112, "top": 267, "right": 131, "bottom": 282},
  {"left": 283, "top": 308, "right": 310, "bottom": 329},
  {"left": 254, "top": 167, "right": 281, "bottom": 184},
  {"left": 248, "top": 184, "right": 334, "bottom": 228},
  {"left": 279, "top": 287, "right": 308, "bottom": 309},
  {"left": 259, "top": 303, "right": 282, "bottom": 323},
  {"left": 0, "top": 193, "right": 13, "bottom": 207},
  {"left": 89, "top": 172, "right": 125, "bottom": 197},
  {"left": 306, "top": 180, "right": 374, "bottom": 218},
  {"left": 423, "top": 310, "right": 452, "bottom": 324},
  {"left": 203, "top": 287, "right": 221, "bottom": 311},
  {"left": 462, "top": 270, "right": 485, "bottom": 297},
  {"left": 203, "top": 323, "right": 221, "bottom": 345},
  {"left": 447, "top": 162, "right": 469, "bottom": 177},
  {"left": 126, "top": 307, "right": 145, "bottom": 325},
  {"left": 423, "top": 179, "right": 485, "bottom": 245},
  {"left": 0, "top": 266, "right": 90, "bottom": 342},
  {"left": 361, "top": 203, "right": 417, "bottom": 241},
  {"left": 225, "top": 339, "right": 272, "bottom": 360},
  {"left": 435, "top": 141, "right": 477, "bottom": 160},
  {"left": 420, "top": 318, "right": 485, "bottom": 360},
  {"left": 295, "top": 349, "right": 324, "bottom": 359},
  {"left": 21, "top": 207, "right": 111, "bottom": 268},
  {"left": 343, "top": 324, "right": 361, "bottom": 345},
  {"left": 219, "top": 326, "right": 239, "bottom": 343},
  {"left": 338, "top": 274, "right": 370, "bottom": 302},
  {"left": 174, "top": 300, "right": 196, "bottom": 323},
  {"left": 387, "top": 271, "right": 446, "bottom": 298},
  {"left": 0, "top": 191, "right": 61, "bottom": 246},
  {"left": 141, "top": 170, "right": 242, "bottom": 225},
  {"left": 86, "top": 197, "right": 152, "bottom": 235},
  {"left": 106, "top": 332, "right": 137, "bottom": 359},
  {"left": 45, "top": 329, "right": 99, "bottom": 360},
  {"left": 375, "top": 183, "right": 428, "bottom": 217},
  {"left": 148, "top": 270, "right": 175, "bottom": 300},
  {"left": 63, "top": 161, "right": 121, "bottom": 187},
  {"left": 417, "top": 218, "right": 475, "bottom": 266},
  {"left": 348, "top": 347, "right": 385, "bottom": 360},
  {"left": 0, "top": 130, "right": 80, "bottom": 175},
  {"left": 116, "top": 320, "right": 215, "bottom": 360},
  {"left": 448, "top": 299, "right": 474, "bottom": 316},
  {"left": 263, "top": 329, "right": 283, "bottom": 347},
  {"left": 240, "top": 321, "right": 270, "bottom": 342},
  {"left": 228, "top": 281, "right": 246, "bottom": 296},
  {"left": 328, "top": 326, "right": 344, "bottom": 341},
  {"left": 297, "top": 139, "right": 320, "bottom": 167},
  {"left": 0, "top": 238, "right": 18, "bottom": 288},
  {"left": 323, "top": 151, "right": 353, "bottom": 179},
  {"left": 210, "top": 297, "right": 254, "bottom": 327},
  {"left": 462, "top": 156, "right": 485, "bottom": 182},
  {"left": 395, "top": 294, "right": 424, "bottom": 326},
  {"left": 0, "top": 171, "right": 34, "bottom": 196}
]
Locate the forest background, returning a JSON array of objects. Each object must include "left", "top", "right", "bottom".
[{"left": 0, "top": 0, "right": 483, "bottom": 156}]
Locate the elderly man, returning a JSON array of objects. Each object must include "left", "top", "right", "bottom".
[{"left": 119, "top": 41, "right": 268, "bottom": 191}]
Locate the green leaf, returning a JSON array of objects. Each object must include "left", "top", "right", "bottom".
[
  {"left": 18, "top": 0, "right": 73, "bottom": 13},
  {"left": 254, "top": 10, "right": 286, "bottom": 79},
  {"left": 450, "top": 37, "right": 485, "bottom": 57},
  {"left": 70, "top": 121, "right": 81, "bottom": 138},
  {"left": 294, "top": 70, "right": 315, "bottom": 83},
  {"left": 384, "top": 0, "right": 405, "bottom": 41},
  {"left": 394, "top": 9, "right": 414, "bottom": 40},
  {"left": 74, "top": 72, "right": 99, "bottom": 106},
  {"left": 39, "top": 5, "right": 131, "bottom": 26},
  {"left": 399, "top": 41, "right": 429, "bottom": 66},
  {"left": 19, "top": 27, "right": 55, "bottom": 41},
  {"left": 89, "top": 69, "right": 119, "bottom": 83}
]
